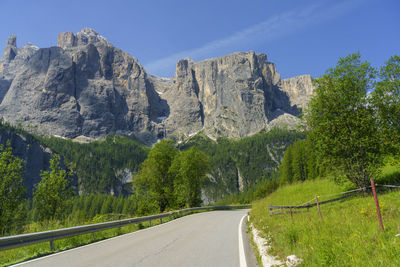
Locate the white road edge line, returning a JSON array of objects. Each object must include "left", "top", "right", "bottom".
[{"left": 238, "top": 214, "right": 248, "bottom": 267}]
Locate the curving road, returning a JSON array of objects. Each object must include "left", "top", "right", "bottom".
[{"left": 14, "top": 209, "right": 257, "bottom": 267}]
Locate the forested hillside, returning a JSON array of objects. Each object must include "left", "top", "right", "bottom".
[
  {"left": 1, "top": 117, "right": 305, "bottom": 201},
  {"left": 36, "top": 135, "right": 150, "bottom": 195},
  {"left": 179, "top": 128, "right": 305, "bottom": 202}
]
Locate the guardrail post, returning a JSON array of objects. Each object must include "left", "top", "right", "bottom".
[
  {"left": 269, "top": 205, "right": 273, "bottom": 216},
  {"left": 315, "top": 194, "right": 323, "bottom": 221},
  {"left": 50, "top": 240, "right": 54, "bottom": 251},
  {"left": 371, "top": 179, "right": 384, "bottom": 231},
  {"left": 160, "top": 218, "right": 163, "bottom": 224},
  {"left": 149, "top": 220, "right": 152, "bottom": 227}
]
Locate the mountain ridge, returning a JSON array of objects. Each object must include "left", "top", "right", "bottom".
[{"left": 0, "top": 28, "right": 314, "bottom": 144}]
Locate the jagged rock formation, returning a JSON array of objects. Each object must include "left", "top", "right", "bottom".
[
  {"left": 0, "top": 29, "right": 314, "bottom": 143},
  {"left": 2, "top": 34, "right": 17, "bottom": 61}
]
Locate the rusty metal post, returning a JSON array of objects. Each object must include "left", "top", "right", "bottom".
[
  {"left": 371, "top": 179, "right": 384, "bottom": 231},
  {"left": 315, "top": 194, "right": 323, "bottom": 221}
]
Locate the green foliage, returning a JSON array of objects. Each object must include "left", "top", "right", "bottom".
[
  {"left": 279, "top": 145, "right": 293, "bottom": 185},
  {"left": 0, "top": 141, "right": 25, "bottom": 234},
  {"left": 215, "top": 178, "right": 279, "bottom": 205},
  {"left": 375, "top": 155, "right": 400, "bottom": 185},
  {"left": 372, "top": 55, "right": 400, "bottom": 153},
  {"left": 133, "top": 141, "right": 212, "bottom": 213},
  {"left": 306, "top": 53, "right": 381, "bottom": 188},
  {"left": 37, "top": 134, "right": 149, "bottom": 194},
  {"left": 171, "top": 147, "right": 211, "bottom": 208},
  {"left": 132, "top": 140, "right": 179, "bottom": 213},
  {"left": 33, "top": 154, "right": 74, "bottom": 221},
  {"left": 279, "top": 137, "right": 319, "bottom": 186}
]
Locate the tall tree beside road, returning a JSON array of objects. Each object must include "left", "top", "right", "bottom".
[
  {"left": 132, "top": 140, "right": 178, "bottom": 214},
  {"left": 34, "top": 154, "right": 74, "bottom": 220},
  {"left": 171, "top": 147, "right": 210, "bottom": 208},
  {"left": 0, "top": 141, "right": 25, "bottom": 234},
  {"left": 372, "top": 55, "right": 400, "bottom": 153},
  {"left": 305, "top": 53, "right": 381, "bottom": 188},
  {"left": 133, "top": 140, "right": 212, "bottom": 213}
]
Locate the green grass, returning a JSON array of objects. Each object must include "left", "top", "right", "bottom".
[{"left": 251, "top": 179, "right": 400, "bottom": 266}]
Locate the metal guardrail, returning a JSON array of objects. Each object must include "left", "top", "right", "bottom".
[{"left": 0, "top": 204, "right": 251, "bottom": 252}]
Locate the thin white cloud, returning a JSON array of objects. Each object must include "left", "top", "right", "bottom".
[{"left": 144, "top": 0, "right": 361, "bottom": 77}]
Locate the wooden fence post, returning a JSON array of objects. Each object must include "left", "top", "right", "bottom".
[
  {"left": 371, "top": 179, "right": 384, "bottom": 231},
  {"left": 290, "top": 208, "right": 293, "bottom": 222},
  {"left": 315, "top": 194, "right": 323, "bottom": 221}
]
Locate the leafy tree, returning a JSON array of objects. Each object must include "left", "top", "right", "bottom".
[
  {"left": 305, "top": 53, "right": 380, "bottom": 188},
  {"left": 0, "top": 141, "right": 25, "bottom": 234},
  {"left": 171, "top": 147, "right": 210, "bottom": 208},
  {"left": 372, "top": 55, "right": 400, "bottom": 153},
  {"left": 34, "top": 154, "right": 74, "bottom": 220},
  {"left": 132, "top": 140, "right": 178, "bottom": 213}
]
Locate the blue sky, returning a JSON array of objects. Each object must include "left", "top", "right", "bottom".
[{"left": 0, "top": 0, "right": 398, "bottom": 78}]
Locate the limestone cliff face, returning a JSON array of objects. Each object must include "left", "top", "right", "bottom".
[
  {"left": 0, "top": 29, "right": 314, "bottom": 143},
  {"left": 159, "top": 51, "right": 309, "bottom": 140},
  {"left": 280, "top": 75, "right": 314, "bottom": 110},
  {"left": 0, "top": 29, "right": 166, "bottom": 143}
]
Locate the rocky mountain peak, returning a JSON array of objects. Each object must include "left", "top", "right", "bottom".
[
  {"left": 0, "top": 29, "right": 314, "bottom": 144},
  {"left": 175, "top": 58, "right": 194, "bottom": 77},
  {"left": 6, "top": 34, "right": 16, "bottom": 46},
  {"left": 57, "top": 28, "right": 111, "bottom": 48},
  {"left": 2, "top": 34, "right": 17, "bottom": 61}
]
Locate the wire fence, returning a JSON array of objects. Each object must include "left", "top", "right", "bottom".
[{"left": 269, "top": 182, "right": 400, "bottom": 216}]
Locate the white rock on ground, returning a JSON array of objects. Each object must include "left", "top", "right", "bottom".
[
  {"left": 251, "top": 223, "right": 284, "bottom": 266},
  {"left": 286, "top": 255, "right": 302, "bottom": 266},
  {"left": 250, "top": 222, "right": 302, "bottom": 267}
]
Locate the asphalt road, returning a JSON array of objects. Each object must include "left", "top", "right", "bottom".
[{"left": 15, "top": 209, "right": 257, "bottom": 267}]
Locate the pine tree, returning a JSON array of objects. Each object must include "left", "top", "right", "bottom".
[{"left": 279, "top": 145, "right": 293, "bottom": 185}]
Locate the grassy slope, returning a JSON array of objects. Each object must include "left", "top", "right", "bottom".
[{"left": 251, "top": 179, "right": 400, "bottom": 266}]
